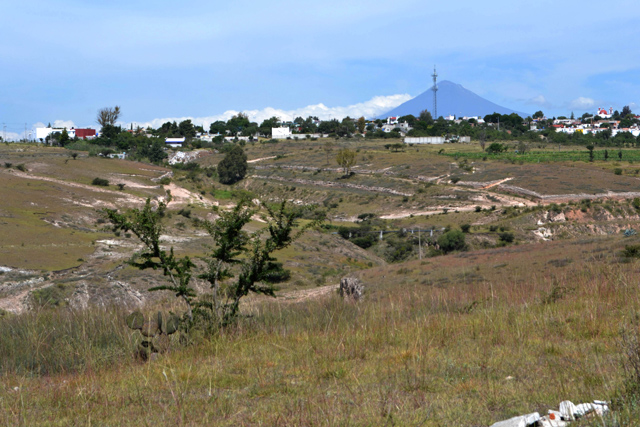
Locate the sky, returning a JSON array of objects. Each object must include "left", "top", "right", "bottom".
[{"left": 2, "top": 0, "right": 640, "bottom": 139}]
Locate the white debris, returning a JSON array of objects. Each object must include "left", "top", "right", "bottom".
[
  {"left": 492, "top": 400, "right": 608, "bottom": 427},
  {"left": 490, "top": 412, "right": 540, "bottom": 427},
  {"left": 0, "top": 266, "right": 12, "bottom": 273}
]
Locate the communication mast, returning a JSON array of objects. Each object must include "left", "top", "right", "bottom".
[{"left": 431, "top": 65, "right": 438, "bottom": 119}]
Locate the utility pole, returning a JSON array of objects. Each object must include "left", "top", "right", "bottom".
[
  {"left": 432, "top": 65, "right": 438, "bottom": 119},
  {"left": 3, "top": 123, "right": 6, "bottom": 142}
]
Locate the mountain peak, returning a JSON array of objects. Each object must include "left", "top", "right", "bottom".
[{"left": 379, "top": 81, "right": 529, "bottom": 119}]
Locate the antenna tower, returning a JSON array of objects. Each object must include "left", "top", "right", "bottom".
[{"left": 431, "top": 65, "right": 438, "bottom": 119}]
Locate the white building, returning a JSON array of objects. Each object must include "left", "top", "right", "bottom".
[
  {"left": 596, "top": 107, "right": 613, "bottom": 119},
  {"left": 165, "top": 137, "right": 186, "bottom": 148},
  {"left": 272, "top": 127, "right": 292, "bottom": 139}
]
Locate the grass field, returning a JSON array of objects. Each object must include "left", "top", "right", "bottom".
[
  {"left": 4, "top": 141, "right": 640, "bottom": 425},
  {"left": 0, "top": 236, "right": 639, "bottom": 425}
]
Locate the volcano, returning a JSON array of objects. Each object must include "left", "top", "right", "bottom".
[{"left": 379, "top": 81, "right": 530, "bottom": 119}]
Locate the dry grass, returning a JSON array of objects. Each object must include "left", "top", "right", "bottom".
[{"left": 0, "top": 235, "right": 639, "bottom": 425}]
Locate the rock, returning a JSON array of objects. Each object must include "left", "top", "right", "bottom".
[
  {"left": 548, "top": 212, "right": 566, "bottom": 223},
  {"left": 339, "top": 277, "right": 364, "bottom": 301},
  {"left": 490, "top": 412, "right": 540, "bottom": 427}
]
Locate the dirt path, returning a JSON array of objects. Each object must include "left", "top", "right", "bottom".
[
  {"left": 5, "top": 169, "right": 145, "bottom": 206},
  {"left": 482, "top": 177, "right": 513, "bottom": 189},
  {"left": 277, "top": 284, "right": 339, "bottom": 303},
  {"left": 248, "top": 156, "right": 277, "bottom": 163}
]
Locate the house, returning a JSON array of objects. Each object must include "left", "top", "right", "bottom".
[
  {"left": 35, "top": 127, "right": 96, "bottom": 142},
  {"left": 272, "top": 127, "right": 292, "bottom": 139},
  {"left": 165, "top": 137, "right": 186, "bottom": 148},
  {"left": 73, "top": 128, "right": 96, "bottom": 139}
]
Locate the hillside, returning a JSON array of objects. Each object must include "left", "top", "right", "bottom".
[
  {"left": 380, "top": 80, "right": 530, "bottom": 119},
  {"left": 1, "top": 139, "right": 640, "bottom": 425}
]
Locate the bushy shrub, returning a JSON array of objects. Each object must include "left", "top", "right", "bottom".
[
  {"left": 91, "top": 177, "right": 109, "bottom": 186},
  {"left": 498, "top": 232, "right": 515, "bottom": 243},
  {"left": 437, "top": 230, "right": 466, "bottom": 253}
]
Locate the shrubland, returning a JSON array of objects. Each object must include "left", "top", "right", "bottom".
[{"left": 4, "top": 138, "right": 640, "bottom": 424}]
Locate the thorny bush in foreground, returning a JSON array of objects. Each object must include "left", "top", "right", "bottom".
[{"left": 104, "top": 198, "right": 323, "bottom": 330}]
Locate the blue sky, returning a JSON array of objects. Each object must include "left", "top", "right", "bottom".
[{"left": 2, "top": 0, "right": 640, "bottom": 139}]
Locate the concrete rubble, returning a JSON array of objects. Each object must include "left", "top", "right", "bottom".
[{"left": 489, "top": 400, "right": 608, "bottom": 427}]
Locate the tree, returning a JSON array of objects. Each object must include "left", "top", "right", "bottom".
[
  {"left": 336, "top": 148, "right": 357, "bottom": 175},
  {"left": 357, "top": 117, "right": 366, "bottom": 134},
  {"left": 218, "top": 145, "right": 248, "bottom": 185},
  {"left": 437, "top": 229, "right": 466, "bottom": 253},
  {"left": 104, "top": 199, "right": 321, "bottom": 328},
  {"left": 398, "top": 114, "right": 417, "bottom": 127},
  {"left": 533, "top": 110, "right": 544, "bottom": 119},
  {"left": 622, "top": 105, "right": 633, "bottom": 118},
  {"left": 259, "top": 117, "right": 280, "bottom": 137},
  {"left": 226, "top": 113, "right": 251, "bottom": 136},
  {"left": 478, "top": 131, "right": 486, "bottom": 151},
  {"left": 586, "top": 144, "right": 595, "bottom": 162},
  {"left": 486, "top": 142, "right": 506, "bottom": 154},
  {"left": 209, "top": 121, "right": 227, "bottom": 135},
  {"left": 97, "top": 106, "right": 121, "bottom": 128},
  {"left": 178, "top": 119, "right": 196, "bottom": 137},
  {"left": 418, "top": 109, "right": 434, "bottom": 124},
  {"left": 59, "top": 128, "right": 70, "bottom": 147}
]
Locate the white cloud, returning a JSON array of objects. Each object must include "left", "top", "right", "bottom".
[
  {"left": 32, "top": 120, "right": 76, "bottom": 129},
  {"left": 1, "top": 131, "right": 22, "bottom": 142},
  {"left": 130, "top": 94, "right": 412, "bottom": 130},
  {"left": 570, "top": 97, "right": 596, "bottom": 109},
  {"left": 527, "top": 95, "right": 549, "bottom": 106},
  {"left": 53, "top": 120, "right": 76, "bottom": 129}
]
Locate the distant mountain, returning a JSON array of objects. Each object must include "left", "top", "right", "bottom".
[{"left": 379, "top": 80, "right": 530, "bottom": 119}]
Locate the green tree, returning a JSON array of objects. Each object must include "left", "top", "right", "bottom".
[
  {"left": 437, "top": 230, "right": 466, "bottom": 253},
  {"left": 140, "top": 139, "right": 168, "bottom": 164},
  {"left": 533, "top": 110, "right": 544, "bottom": 119},
  {"left": 59, "top": 128, "right": 70, "bottom": 147},
  {"left": 209, "top": 121, "right": 227, "bottom": 135},
  {"left": 178, "top": 119, "right": 196, "bottom": 137},
  {"left": 486, "top": 142, "right": 506, "bottom": 154},
  {"left": 336, "top": 148, "right": 357, "bottom": 175},
  {"left": 104, "top": 199, "right": 321, "bottom": 328},
  {"left": 418, "top": 109, "right": 434, "bottom": 124},
  {"left": 226, "top": 113, "right": 251, "bottom": 136},
  {"left": 258, "top": 117, "right": 281, "bottom": 137},
  {"left": 218, "top": 145, "right": 248, "bottom": 185},
  {"left": 586, "top": 144, "right": 595, "bottom": 162},
  {"left": 357, "top": 117, "right": 366, "bottom": 134}
]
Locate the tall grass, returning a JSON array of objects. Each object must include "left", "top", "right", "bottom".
[
  {"left": 0, "top": 306, "right": 136, "bottom": 376},
  {"left": 1, "top": 257, "right": 639, "bottom": 424}
]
